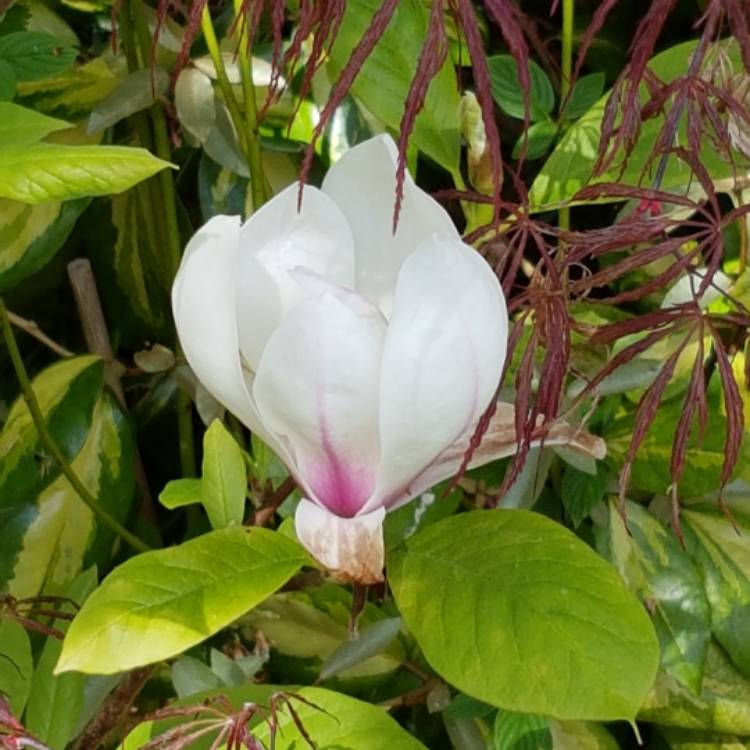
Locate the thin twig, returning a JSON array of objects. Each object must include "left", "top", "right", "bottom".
[
  {"left": 7, "top": 312, "right": 75, "bottom": 359},
  {"left": 249, "top": 475, "right": 297, "bottom": 526},
  {"left": 0, "top": 297, "right": 151, "bottom": 554}
]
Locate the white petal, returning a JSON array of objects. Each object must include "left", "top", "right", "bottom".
[
  {"left": 386, "top": 404, "right": 607, "bottom": 509},
  {"left": 236, "top": 183, "right": 355, "bottom": 371},
  {"left": 366, "top": 235, "right": 508, "bottom": 511},
  {"left": 172, "top": 216, "right": 268, "bottom": 437},
  {"left": 253, "top": 289, "right": 386, "bottom": 517},
  {"left": 295, "top": 499, "right": 385, "bottom": 584},
  {"left": 322, "top": 134, "right": 459, "bottom": 316}
]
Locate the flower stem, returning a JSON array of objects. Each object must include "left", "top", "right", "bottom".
[
  {"left": 558, "top": 0, "right": 574, "bottom": 233},
  {"left": 0, "top": 298, "right": 151, "bottom": 554},
  {"left": 232, "top": 0, "right": 268, "bottom": 210}
]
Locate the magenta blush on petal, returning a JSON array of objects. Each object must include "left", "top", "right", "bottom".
[{"left": 303, "top": 435, "right": 377, "bottom": 518}]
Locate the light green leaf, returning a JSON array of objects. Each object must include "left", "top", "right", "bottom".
[
  {"left": 390, "top": 509, "right": 660, "bottom": 720},
  {"left": 683, "top": 503, "right": 750, "bottom": 678},
  {"left": 0, "top": 619, "right": 33, "bottom": 715},
  {"left": 549, "top": 720, "right": 620, "bottom": 750},
  {"left": 121, "top": 684, "right": 427, "bottom": 750},
  {"left": 159, "top": 478, "right": 203, "bottom": 510},
  {"left": 530, "top": 40, "right": 749, "bottom": 211},
  {"left": 25, "top": 568, "right": 98, "bottom": 750},
  {"left": 0, "top": 143, "right": 172, "bottom": 204},
  {"left": 0, "top": 31, "right": 76, "bottom": 81},
  {"left": 488, "top": 54, "right": 555, "bottom": 121},
  {"left": 56, "top": 526, "right": 309, "bottom": 674},
  {"left": 494, "top": 711, "right": 552, "bottom": 750},
  {"left": 0, "top": 197, "right": 87, "bottom": 291},
  {"left": 0, "top": 101, "right": 71, "bottom": 145},
  {"left": 657, "top": 728, "right": 750, "bottom": 749},
  {"left": 445, "top": 716, "right": 489, "bottom": 750},
  {"left": 598, "top": 501, "right": 711, "bottom": 693},
  {"left": 328, "top": 0, "right": 461, "bottom": 174},
  {"left": 201, "top": 420, "right": 246, "bottom": 529}
]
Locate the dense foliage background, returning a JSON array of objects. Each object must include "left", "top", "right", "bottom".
[{"left": 1, "top": 0, "right": 750, "bottom": 748}]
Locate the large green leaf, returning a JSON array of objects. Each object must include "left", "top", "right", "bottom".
[
  {"left": 0, "top": 143, "right": 171, "bottom": 204},
  {"left": 683, "top": 501, "right": 750, "bottom": 679},
  {"left": 389, "top": 509, "right": 660, "bottom": 720},
  {"left": 0, "top": 197, "right": 87, "bottom": 291},
  {"left": 56, "top": 526, "right": 310, "bottom": 674},
  {"left": 120, "top": 685, "right": 427, "bottom": 750},
  {"left": 0, "top": 619, "right": 33, "bottom": 716},
  {"left": 0, "top": 355, "right": 136, "bottom": 598},
  {"left": 328, "top": 0, "right": 461, "bottom": 175},
  {"left": 529, "top": 40, "right": 749, "bottom": 211},
  {"left": 598, "top": 501, "right": 711, "bottom": 693}
]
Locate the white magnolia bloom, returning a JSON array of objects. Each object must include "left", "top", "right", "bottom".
[{"left": 172, "top": 135, "right": 509, "bottom": 583}]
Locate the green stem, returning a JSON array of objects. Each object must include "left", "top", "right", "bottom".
[
  {"left": 232, "top": 0, "right": 267, "bottom": 209},
  {"left": 128, "top": 0, "right": 197, "bottom": 478},
  {"left": 200, "top": 5, "right": 249, "bottom": 157},
  {"left": 0, "top": 298, "right": 151, "bottom": 554},
  {"left": 558, "top": 0, "right": 574, "bottom": 233}
]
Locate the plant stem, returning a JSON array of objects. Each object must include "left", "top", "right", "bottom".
[
  {"left": 0, "top": 298, "right": 151, "bottom": 554},
  {"left": 200, "top": 5, "right": 249, "bottom": 157},
  {"left": 558, "top": 0, "right": 574, "bottom": 233},
  {"left": 232, "top": 0, "right": 268, "bottom": 209},
  {"left": 128, "top": 0, "right": 197, "bottom": 478}
]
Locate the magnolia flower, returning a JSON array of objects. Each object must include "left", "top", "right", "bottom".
[{"left": 174, "top": 135, "right": 516, "bottom": 583}]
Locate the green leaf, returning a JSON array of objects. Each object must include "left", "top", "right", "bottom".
[
  {"left": 530, "top": 39, "right": 749, "bottom": 211},
  {"left": 0, "top": 197, "right": 88, "bottom": 291},
  {"left": 0, "top": 143, "right": 172, "bottom": 204},
  {"left": 0, "top": 101, "right": 71, "bottom": 145},
  {"left": 254, "top": 686, "right": 429, "bottom": 750},
  {"left": 658, "top": 728, "right": 750, "bottom": 749},
  {"left": 549, "top": 720, "right": 620, "bottom": 750},
  {"left": 0, "top": 31, "right": 76, "bottom": 81},
  {"left": 121, "top": 684, "right": 427, "bottom": 750},
  {"left": 561, "top": 463, "right": 608, "bottom": 528},
  {"left": 243, "top": 585, "right": 403, "bottom": 681},
  {"left": 24, "top": 569, "right": 98, "bottom": 750},
  {"left": 0, "top": 59, "right": 16, "bottom": 100},
  {"left": 201, "top": 420, "right": 247, "bottom": 529},
  {"left": 640, "top": 641, "right": 750, "bottom": 736},
  {"left": 389, "top": 509, "right": 660, "bottom": 720},
  {"left": 171, "top": 655, "right": 222, "bottom": 699},
  {"left": 159, "top": 478, "right": 203, "bottom": 510},
  {"left": 598, "top": 501, "right": 711, "bottom": 693},
  {"left": 0, "top": 619, "right": 33, "bottom": 716},
  {"left": 488, "top": 54, "right": 555, "bottom": 121},
  {"left": 562, "top": 73, "right": 606, "bottom": 121},
  {"left": 513, "top": 121, "right": 558, "bottom": 160},
  {"left": 683, "top": 503, "right": 750, "bottom": 678},
  {"left": 56, "top": 526, "right": 309, "bottom": 674},
  {"left": 494, "top": 711, "right": 552, "bottom": 750},
  {"left": 328, "top": 0, "right": 461, "bottom": 174},
  {"left": 319, "top": 617, "right": 402, "bottom": 680}
]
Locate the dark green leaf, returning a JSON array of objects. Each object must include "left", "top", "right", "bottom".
[
  {"left": 0, "top": 619, "right": 32, "bottom": 715},
  {"left": 0, "top": 31, "right": 76, "bottom": 81},
  {"left": 488, "top": 54, "right": 555, "bottom": 121},
  {"left": 494, "top": 711, "right": 552, "bottom": 750},
  {"left": 563, "top": 73, "right": 606, "bottom": 120},
  {"left": 561, "top": 463, "right": 608, "bottom": 527},
  {"left": 512, "top": 121, "right": 558, "bottom": 160},
  {"left": 0, "top": 58, "right": 15, "bottom": 99}
]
